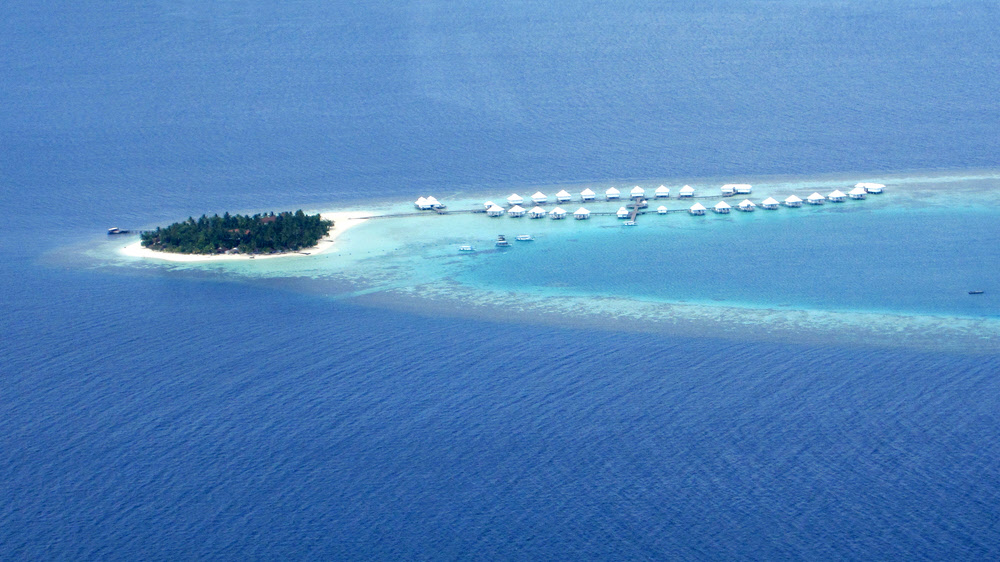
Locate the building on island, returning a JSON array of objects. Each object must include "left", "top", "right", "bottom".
[
  {"left": 761, "top": 197, "right": 780, "bottom": 210},
  {"left": 531, "top": 191, "right": 548, "bottom": 204},
  {"left": 556, "top": 190, "right": 572, "bottom": 202},
  {"left": 784, "top": 195, "right": 803, "bottom": 207},
  {"left": 549, "top": 207, "right": 567, "bottom": 219},
  {"left": 528, "top": 206, "right": 547, "bottom": 219},
  {"left": 606, "top": 187, "right": 621, "bottom": 200},
  {"left": 848, "top": 186, "right": 867, "bottom": 199},
  {"left": 655, "top": 185, "right": 670, "bottom": 198},
  {"left": 713, "top": 201, "right": 731, "bottom": 214},
  {"left": 806, "top": 193, "right": 825, "bottom": 205},
  {"left": 828, "top": 189, "right": 846, "bottom": 202},
  {"left": 508, "top": 205, "right": 525, "bottom": 217},
  {"left": 574, "top": 207, "right": 591, "bottom": 220},
  {"left": 679, "top": 185, "right": 695, "bottom": 198},
  {"left": 487, "top": 205, "right": 506, "bottom": 217},
  {"left": 738, "top": 199, "right": 756, "bottom": 212},
  {"left": 581, "top": 188, "right": 596, "bottom": 201},
  {"left": 507, "top": 193, "right": 524, "bottom": 206},
  {"left": 657, "top": 205, "right": 668, "bottom": 214},
  {"left": 630, "top": 186, "right": 645, "bottom": 199},
  {"left": 689, "top": 202, "right": 706, "bottom": 215}
]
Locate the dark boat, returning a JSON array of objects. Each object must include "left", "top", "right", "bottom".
[
  {"left": 969, "top": 290, "right": 984, "bottom": 295},
  {"left": 495, "top": 235, "right": 511, "bottom": 247}
]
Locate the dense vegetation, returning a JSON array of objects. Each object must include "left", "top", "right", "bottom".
[{"left": 141, "top": 210, "right": 333, "bottom": 255}]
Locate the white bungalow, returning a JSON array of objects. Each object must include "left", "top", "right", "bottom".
[
  {"left": 737, "top": 199, "right": 756, "bottom": 212},
  {"left": 630, "top": 186, "right": 645, "bottom": 199},
  {"left": 857, "top": 182, "right": 885, "bottom": 194},
  {"left": 556, "top": 189, "right": 572, "bottom": 202},
  {"left": 806, "top": 192, "right": 825, "bottom": 205},
  {"left": 848, "top": 186, "right": 867, "bottom": 199},
  {"left": 657, "top": 205, "right": 668, "bottom": 214},
  {"left": 605, "top": 187, "right": 621, "bottom": 200},
  {"left": 721, "top": 184, "right": 736, "bottom": 196},
  {"left": 528, "top": 206, "right": 547, "bottom": 219},
  {"left": 531, "top": 191, "right": 548, "bottom": 204},
  {"left": 483, "top": 200, "right": 496, "bottom": 209},
  {"left": 761, "top": 197, "right": 780, "bottom": 210},
  {"left": 507, "top": 193, "right": 524, "bottom": 206},
  {"left": 487, "top": 205, "right": 506, "bottom": 217},
  {"left": 828, "top": 189, "right": 846, "bottom": 202},
  {"left": 616, "top": 206, "right": 630, "bottom": 219},
  {"left": 508, "top": 205, "right": 525, "bottom": 217},
  {"left": 735, "top": 184, "right": 753, "bottom": 194},
  {"left": 425, "top": 196, "right": 441, "bottom": 208},
  {"left": 655, "top": 185, "right": 670, "bottom": 198},
  {"left": 414, "top": 196, "right": 430, "bottom": 210},
  {"left": 574, "top": 207, "right": 591, "bottom": 220},
  {"left": 784, "top": 195, "right": 803, "bottom": 208},
  {"left": 689, "top": 202, "right": 706, "bottom": 215},
  {"left": 679, "top": 185, "right": 695, "bottom": 198},
  {"left": 549, "top": 206, "right": 567, "bottom": 219},
  {"left": 713, "top": 201, "right": 732, "bottom": 214},
  {"left": 581, "top": 188, "right": 596, "bottom": 201}
]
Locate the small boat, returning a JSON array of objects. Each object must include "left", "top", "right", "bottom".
[
  {"left": 107, "top": 227, "right": 129, "bottom": 235},
  {"left": 459, "top": 245, "right": 475, "bottom": 252},
  {"left": 969, "top": 290, "right": 984, "bottom": 295},
  {"left": 623, "top": 220, "right": 637, "bottom": 226},
  {"left": 515, "top": 234, "right": 534, "bottom": 241},
  {"left": 495, "top": 235, "right": 511, "bottom": 247}
]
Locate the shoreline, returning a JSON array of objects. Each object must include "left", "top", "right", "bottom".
[{"left": 119, "top": 210, "right": 374, "bottom": 262}]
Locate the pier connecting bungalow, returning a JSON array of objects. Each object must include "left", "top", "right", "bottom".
[
  {"left": 581, "top": 188, "right": 596, "bottom": 201},
  {"left": 848, "top": 186, "right": 867, "bottom": 199},
  {"left": 605, "top": 187, "right": 621, "bottom": 200},
  {"left": 528, "top": 206, "right": 547, "bottom": 219},
  {"left": 507, "top": 193, "right": 524, "bottom": 206},
  {"left": 549, "top": 207, "right": 567, "bottom": 219},
  {"left": 807, "top": 192, "right": 825, "bottom": 205},
  {"left": 761, "top": 197, "right": 780, "bottom": 210},
  {"left": 738, "top": 199, "right": 756, "bottom": 212},
  {"left": 679, "top": 185, "right": 695, "bottom": 198},
  {"left": 487, "top": 204, "right": 506, "bottom": 217},
  {"left": 508, "top": 205, "right": 526, "bottom": 217},
  {"left": 556, "top": 190, "right": 572, "bottom": 202},
  {"left": 531, "top": 191, "right": 548, "bottom": 204},
  {"left": 689, "top": 202, "right": 706, "bottom": 215},
  {"left": 828, "top": 189, "right": 846, "bottom": 202},
  {"left": 655, "top": 185, "right": 670, "bottom": 198},
  {"left": 574, "top": 207, "right": 591, "bottom": 220},
  {"left": 713, "top": 201, "right": 731, "bottom": 214},
  {"left": 784, "top": 195, "right": 803, "bottom": 207}
]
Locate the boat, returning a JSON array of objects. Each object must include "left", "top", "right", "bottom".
[
  {"left": 459, "top": 245, "right": 475, "bottom": 252},
  {"left": 515, "top": 234, "right": 534, "bottom": 241},
  {"left": 107, "top": 227, "right": 130, "bottom": 235},
  {"left": 969, "top": 290, "right": 984, "bottom": 295},
  {"left": 623, "top": 220, "right": 637, "bottom": 226},
  {"left": 495, "top": 235, "right": 511, "bottom": 247}
]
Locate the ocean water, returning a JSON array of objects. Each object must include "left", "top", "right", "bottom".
[{"left": 4, "top": 0, "right": 1000, "bottom": 559}]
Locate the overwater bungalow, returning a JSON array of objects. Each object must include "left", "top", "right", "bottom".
[
  {"left": 425, "top": 196, "right": 441, "bottom": 209},
  {"left": 761, "top": 197, "right": 780, "bottom": 210},
  {"left": 630, "top": 186, "right": 645, "bottom": 199},
  {"left": 556, "top": 189, "right": 572, "bottom": 202},
  {"left": 507, "top": 193, "right": 524, "bottom": 206},
  {"left": 689, "top": 202, "right": 706, "bottom": 215},
  {"left": 828, "top": 189, "right": 847, "bottom": 202},
  {"left": 581, "top": 188, "right": 596, "bottom": 201},
  {"left": 606, "top": 187, "right": 621, "bottom": 200},
  {"left": 713, "top": 201, "right": 731, "bottom": 214},
  {"left": 574, "top": 207, "right": 591, "bottom": 220},
  {"left": 487, "top": 204, "right": 506, "bottom": 217},
  {"left": 655, "top": 185, "right": 670, "bottom": 198},
  {"left": 806, "top": 192, "right": 825, "bottom": 205},
  {"left": 531, "top": 191, "right": 548, "bottom": 204},
  {"left": 414, "top": 196, "right": 429, "bottom": 210},
  {"left": 508, "top": 205, "right": 525, "bottom": 217},
  {"left": 857, "top": 182, "right": 885, "bottom": 194},
  {"left": 721, "top": 185, "right": 736, "bottom": 196},
  {"left": 483, "top": 200, "right": 496, "bottom": 209},
  {"left": 848, "top": 186, "right": 867, "bottom": 199},
  {"left": 738, "top": 199, "right": 756, "bottom": 212},
  {"left": 528, "top": 206, "right": 547, "bottom": 219},
  {"left": 735, "top": 184, "right": 753, "bottom": 194},
  {"left": 549, "top": 207, "right": 567, "bottom": 219},
  {"left": 616, "top": 206, "right": 630, "bottom": 219},
  {"left": 784, "top": 195, "right": 803, "bottom": 207},
  {"left": 657, "top": 205, "right": 668, "bottom": 214},
  {"left": 679, "top": 185, "right": 695, "bottom": 198}
]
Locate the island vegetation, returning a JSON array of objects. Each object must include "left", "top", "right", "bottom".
[{"left": 140, "top": 210, "right": 333, "bottom": 255}]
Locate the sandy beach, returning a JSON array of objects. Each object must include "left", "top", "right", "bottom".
[{"left": 119, "top": 210, "right": 374, "bottom": 262}]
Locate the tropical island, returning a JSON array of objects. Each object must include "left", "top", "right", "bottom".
[{"left": 140, "top": 210, "right": 333, "bottom": 255}]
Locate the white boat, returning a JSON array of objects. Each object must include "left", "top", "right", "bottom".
[
  {"left": 459, "top": 245, "right": 475, "bottom": 252},
  {"left": 623, "top": 220, "right": 637, "bottom": 226},
  {"left": 515, "top": 234, "right": 534, "bottom": 241}
]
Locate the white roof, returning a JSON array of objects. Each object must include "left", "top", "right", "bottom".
[
  {"left": 807, "top": 192, "right": 824, "bottom": 200},
  {"left": 849, "top": 186, "right": 867, "bottom": 195},
  {"left": 487, "top": 205, "right": 505, "bottom": 212},
  {"left": 529, "top": 206, "right": 546, "bottom": 214},
  {"left": 425, "top": 196, "right": 439, "bottom": 204},
  {"left": 785, "top": 195, "right": 802, "bottom": 203},
  {"left": 580, "top": 188, "right": 596, "bottom": 196},
  {"left": 556, "top": 190, "right": 571, "bottom": 197},
  {"left": 762, "top": 197, "right": 780, "bottom": 205},
  {"left": 657, "top": 205, "right": 668, "bottom": 211},
  {"left": 606, "top": 187, "right": 620, "bottom": 195},
  {"left": 507, "top": 193, "right": 523, "bottom": 202},
  {"left": 715, "top": 201, "right": 731, "bottom": 209},
  {"left": 509, "top": 205, "right": 525, "bottom": 212},
  {"left": 617, "top": 206, "right": 629, "bottom": 213},
  {"left": 532, "top": 191, "right": 546, "bottom": 198},
  {"left": 739, "top": 199, "right": 755, "bottom": 207},
  {"left": 630, "top": 186, "right": 645, "bottom": 195},
  {"left": 679, "top": 185, "right": 694, "bottom": 193},
  {"left": 855, "top": 182, "right": 885, "bottom": 189},
  {"left": 690, "top": 203, "right": 706, "bottom": 211},
  {"left": 415, "top": 196, "right": 427, "bottom": 204},
  {"left": 574, "top": 207, "right": 590, "bottom": 215},
  {"left": 829, "top": 189, "right": 846, "bottom": 197},
  {"left": 550, "top": 206, "right": 566, "bottom": 214},
  {"left": 655, "top": 185, "right": 669, "bottom": 193}
]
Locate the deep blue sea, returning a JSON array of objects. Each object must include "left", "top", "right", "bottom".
[{"left": 3, "top": 1, "right": 1000, "bottom": 559}]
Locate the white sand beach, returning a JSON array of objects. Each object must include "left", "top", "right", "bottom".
[{"left": 119, "top": 210, "right": 374, "bottom": 262}]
